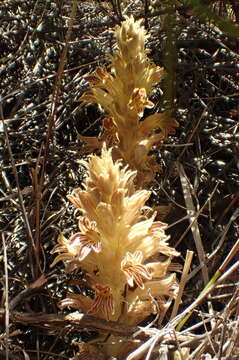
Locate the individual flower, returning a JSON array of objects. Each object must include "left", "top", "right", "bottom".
[
  {"left": 88, "top": 284, "right": 114, "bottom": 321},
  {"left": 121, "top": 250, "right": 152, "bottom": 289},
  {"left": 128, "top": 88, "right": 154, "bottom": 116},
  {"left": 50, "top": 217, "right": 101, "bottom": 268}
]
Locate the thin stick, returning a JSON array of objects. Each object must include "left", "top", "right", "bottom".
[
  {"left": 2, "top": 232, "right": 9, "bottom": 360},
  {"left": 170, "top": 250, "right": 194, "bottom": 320},
  {"left": 177, "top": 162, "right": 209, "bottom": 286},
  {"left": 0, "top": 97, "right": 35, "bottom": 256}
]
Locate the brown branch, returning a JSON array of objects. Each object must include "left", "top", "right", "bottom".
[
  {"left": 9, "top": 275, "right": 47, "bottom": 311},
  {"left": 0, "top": 310, "right": 140, "bottom": 337},
  {"left": 177, "top": 62, "right": 239, "bottom": 74}
]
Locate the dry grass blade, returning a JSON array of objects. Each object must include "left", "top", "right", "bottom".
[
  {"left": 170, "top": 250, "right": 194, "bottom": 320},
  {"left": 2, "top": 232, "right": 9, "bottom": 360},
  {"left": 209, "top": 207, "right": 239, "bottom": 263},
  {"left": 176, "top": 161, "right": 209, "bottom": 286},
  {"left": 217, "top": 287, "right": 239, "bottom": 359},
  {"left": 176, "top": 238, "right": 239, "bottom": 336},
  {"left": 176, "top": 258, "right": 239, "bottom": 332},
  {"left": 224, "top": 290, "right": 239, "bottom": 358},
  {"left": 217, "top": 237, "right": 239, "bottom": 274},
  {"left": 0, "top": 112, "right": 35, "bottom": 254},
  {"left": 188, "top": 286, "right": 239, "bottom": 359},
  {"left": 126, "top": 328, "right": 169, "bottom": 360}
]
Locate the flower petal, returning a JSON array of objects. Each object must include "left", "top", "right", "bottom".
[
  {"left": 88, "top": 284, "right": 114, "bottom": 320},
  {"left": 121, "top": 251, "right": 152, "bottom": 289}
]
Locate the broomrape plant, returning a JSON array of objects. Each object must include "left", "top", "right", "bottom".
[
  {"left": 51, "top": 145, "right": 179, "bottom": 325},
  {"left": 79, "top": 15, "right": 178, "bottom": 186},
  {"left": 51, "top": 15, "right": 180, "bottom": 359}
]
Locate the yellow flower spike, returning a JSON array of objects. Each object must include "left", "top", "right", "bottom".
[
  {"left": 51, "top": 145, "right": 179, "bottom": 325},
  {"left": 115, "top": 16, "right": 146, "bottom": 61},
  {"left": 78, "top": 16, "right": 177, "bottom": 185}
]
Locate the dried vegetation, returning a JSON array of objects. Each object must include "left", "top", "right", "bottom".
[{"left": 0, "top": 0, "right": 239, "bottom": 359}]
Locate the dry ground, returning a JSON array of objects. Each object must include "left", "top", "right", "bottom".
[{"left": 0, "top": 0, "right": 239, "bottom": 359}]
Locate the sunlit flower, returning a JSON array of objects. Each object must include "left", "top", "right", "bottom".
[
  {"left": 50, "top": 217, "right": 101, "bottom": 267},
  {"left": 128, "top": 88, "right": 154, "bottom": 116},
  {"left": 121, "top": 250, "right": 152, "bottom": 289},
  {"left": 50, "top": 233, "right": 77, "bottom": 268},
  {"left": 146, "top": 258, "right": 171, "bottom": 278},
  {"left": 69, "top": 217, "right": 101, "bottom": 261},
  {"left": 58, "top": 292, "right": 93, "bottom": 313},
  {"left": 88, "top": 284, "right": 114, "bottom": 321}
]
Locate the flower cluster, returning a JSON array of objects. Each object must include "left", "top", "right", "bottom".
[
  {"left": 79, "top": 16, "right": 178, "bottom": 186},
  {"left": 51, "top": 145, "right": 179, "bottom": 322}
]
